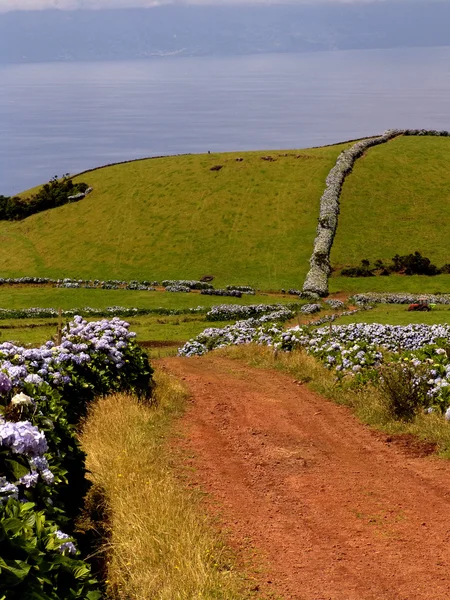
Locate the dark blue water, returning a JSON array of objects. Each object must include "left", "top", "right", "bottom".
[{"left": 1, "top": 46, "right": 450, "bottom": 195}]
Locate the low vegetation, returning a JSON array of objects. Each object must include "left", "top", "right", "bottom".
[
  {"left": 80, "top": 372, "right": 251, "bottom": 600},
  {"left": 0, "top": 175, "right": 90, "bottom": 221},
  {"left": 0, "top": 317, "right": 152, "bottom": 599},
  {"left": 339, "top": 252, "right": 450, "bottom": 278}
]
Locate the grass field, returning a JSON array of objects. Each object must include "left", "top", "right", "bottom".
[
  {"left": 329, "top": 274, "right": 450, "bottom": 294},
  {"left": 0, "top": 314, "right": 235, "bottom": 347},
  {"left": 0, "top": 286, "right": 300, "bottom": 346},
  {"left": 1, "top": 144, "right": 350, "bottom": 290},
  {"left": 331, "top": 136, "right": 450, "bottom": 274},
  {"left": 335, "top": 304, "right": 450, "bottom": 326},
  {"left": 2, "top": 135, "right": 450, "bottom": 312},
  {"left": 0, "top": 286, "right": 293, "bottom": 310}
]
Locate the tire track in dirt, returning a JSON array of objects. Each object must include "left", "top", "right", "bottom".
[{"left": 160, "top": 355, "right": 450, "bottom": 600}]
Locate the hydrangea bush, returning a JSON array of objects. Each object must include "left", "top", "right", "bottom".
[
  {"left": 162, "top": 280, "right": 214, "bottom": 290},
  {"left": 352, "top": 293, "right": 450, "bottom": 306},
  {"left": 225, "top": 285, "right": 255, "bottom": 294},
  {"left": 0, "top": 305, "right": 208, "bottom": 320},
  {"left": 201, "top": 289, "right": 243, "bottom": 298},
  {"left": 179, "top": 309, "right": 292, "bottom": 357},
  {"left": 300, "top": 303, "right": 321, "bottom": 314},
  {"left": 0, "top": 316, "right": 152, "bottom": 599},
  {"left": 205, "top": 303, "right": 296, "bottom": 322},
  {"left": 180, "top": 317, "right": 450, "bottom": 415}
]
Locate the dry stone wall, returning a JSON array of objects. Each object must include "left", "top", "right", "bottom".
[{"left": 302, "top": 129, "right": 450, "bottom": 296}]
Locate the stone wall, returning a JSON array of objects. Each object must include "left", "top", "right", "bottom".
[{"left": 302, "top": 129, "right": 450, "bottom": 296}]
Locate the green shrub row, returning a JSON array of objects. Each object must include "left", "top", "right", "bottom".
[
  {"left": 340, "top": 252, "right": 450, "bottom": 277},
  {"left": 0, "top": 176, "right": 90, "bottom": 221},
  {"left": 0, "top": 317, "right": 153, "bottom": 599}
]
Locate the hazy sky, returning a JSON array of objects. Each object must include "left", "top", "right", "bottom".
[{"left": 0, "top": 0, "right": 431, "bottom": 12}]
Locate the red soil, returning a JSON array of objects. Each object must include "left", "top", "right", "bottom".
[{"left": 160, "top": 355, "right": 450, "bottom": 600}]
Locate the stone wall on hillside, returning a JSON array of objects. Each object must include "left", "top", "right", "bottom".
[{"left": 302, "top": 129, "right": 450, "bottom": 297}]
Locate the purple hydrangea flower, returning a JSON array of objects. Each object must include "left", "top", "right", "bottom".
[
  {"left": 19, "top": 472, "right": 40, "bottom": 488},
  {"left": 41, "top": 469, "right": 55, "bottom": 485},
  {"left": 0, "top": 420, "right": 48, "bottom": 456},
  {"left": 0, "top": 479, "right": 19, "bottom": 503},
  {"left": 0, "top": 372, "right": 12, "bottom": 395},
  {"left": 24, "top": 374, "right": 44, "bottom": 386},
  {"left": 55, "top": 530, "right": 77, "bottom": 555}
]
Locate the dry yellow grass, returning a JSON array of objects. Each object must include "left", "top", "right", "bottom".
[{"left": 80, "top": 368, "right": 248, "bottom": 600}]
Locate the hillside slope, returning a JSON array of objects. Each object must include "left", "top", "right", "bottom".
[
  {"left": 330, "top": 136, "right": 450, "bottom": 291},
  {"left": 0, "top": 145, "right": 349, "bottom": 289}
]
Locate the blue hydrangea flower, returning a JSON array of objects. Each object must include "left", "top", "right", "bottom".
[
  {"left": 55, "top": 530, "right": 77, "bottom": 555},
  {"left": 0, "top": 372, "right": 12, "bottom": 394}
]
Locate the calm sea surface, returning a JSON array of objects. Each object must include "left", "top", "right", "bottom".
[{"left": 1, "top": 46, "right": 450, "bottom": 195}]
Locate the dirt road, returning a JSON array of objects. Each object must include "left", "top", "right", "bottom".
[{"left": 160, "top": 355, "right": 450, "bottom": 600}]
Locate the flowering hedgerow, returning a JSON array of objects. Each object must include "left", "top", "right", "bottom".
[
  {"left": 178, "top": 310, "right": 291, "bottom": 357},
  {"left": 0, "top": 316, "right": 152, "bottom": 599},
  {"left": 180, "top": 317, "right": 450, "bottom": 415},
  {"left": 225, "top": 285, "right": 255, "bottom": 294},
  {"left": 0, "top": 305, "right": 209, "bottom": 321},
  {"left": 351, "top": 293, "right": 450, "bottom": 306},
  {"left": 206, "top": 303, "right": 297, "bottom": 322},
  {"left": 301, "top": 303, "right": 322, "bottom": 314},
  {"left": 165, "top": 285, "right": 191, "bottom": 293},
  {"left": 201, "top": 289, "right": 243, "bottom": 297},
  {"left": 302, "top": 128, "right": 450, "bottom": 297},
  {"left": 0, "top": 277, "right": 159, "bottom": 291},
  {"left": 324, "top": 299, "right": 345, "bottom": 309},
  {"left": 162, "top": 280, "right": 214, "bottom": 290}
]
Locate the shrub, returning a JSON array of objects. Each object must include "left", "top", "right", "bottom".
[
  {"left": 0, "top": 499, "right": 101, "bottom": 600},
  {"left": 391, "top": 251, "right": 439, "bottom": 276},
  {"left": 341, "top": 260, "right": 375, "bottom": 277},
  {"left": 340, "top": 252, "right": 442, "bottom": 277},
  {"left": 377, "top": 361, "right": 429, "bottom": 421},
  {"left": 0, "top": 175, "right": 90, "bottom": 221},
  {"left": 0, "top": 317, "right": 153, "bottom": 598}
]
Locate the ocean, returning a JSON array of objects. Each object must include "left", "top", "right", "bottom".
[{"left": 1, "top": 45, "right": 450, "bottom": 195}]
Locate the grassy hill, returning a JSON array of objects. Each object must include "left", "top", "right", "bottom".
[
  {"left": 330, "top": 136, "right": 450, "bottom": 293},
  {"left": 4, "top": 135, "right": 450, "bottom": 294},
  {"left": 1, "top": 145, "right": 350, "bottom": 290}
]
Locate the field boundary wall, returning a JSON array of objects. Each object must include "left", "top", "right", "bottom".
[{"left": 302, "top": 129, "right": 450, "bottom": 296}]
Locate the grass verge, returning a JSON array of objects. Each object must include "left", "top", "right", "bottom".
[
  {"left": 220, "top": 345, "right": 450, "bottom": 458},
  {"left": 80, "top": 367, "right": 256, "bottom": 600}
]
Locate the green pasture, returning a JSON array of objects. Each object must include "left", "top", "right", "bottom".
[
  {"left": 0, "top": 285, "right": 301, "bottom": 346},
  {"left": 329, "top": 274, "right": 450, "bottom": 294},
  {"left": 2, "top": 144, "right": 350, "bottom": 290},
  {"left": 335, "top": 304, "right": 450, "bottom": 326},
  {"left": 0, "top": 314, "right": 234, "bottom": 347},
  {"left": 331, "top": 136, "right": 450, "bottom": 272},
  {"left": 0, "top": 286, "right": 294, "bottom": 310}
]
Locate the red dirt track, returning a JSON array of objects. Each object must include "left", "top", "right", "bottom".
[{"left": 161, "top": 355, "right": 450, "bottom": 600}]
